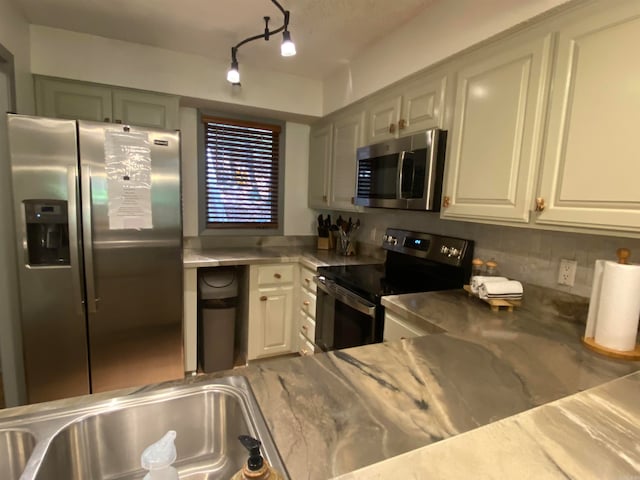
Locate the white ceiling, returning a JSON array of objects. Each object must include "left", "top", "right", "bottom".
[{"left": 13, "top": 0, "right": 437, "bottom": 79}]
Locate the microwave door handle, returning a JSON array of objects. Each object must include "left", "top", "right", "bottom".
[{"left": 396, "top": 151, "right": 406, "bottom": 199}]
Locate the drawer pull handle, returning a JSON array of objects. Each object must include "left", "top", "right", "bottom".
[
  {"left": 303, "top": 300, "right": 310, "bottom": 306},
  {"left": 260, "top": 295, "right": 268, "bottom": 302},
  {"left": 274, "top": 273, "right": 282, "bottom": 279}
]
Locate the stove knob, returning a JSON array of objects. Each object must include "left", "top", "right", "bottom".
[
  {"left": 440, "top": 246, "right": 450, "bottom": 255},
  {"left": 449, "top": 247, "right": 460, "bottom": 258}
]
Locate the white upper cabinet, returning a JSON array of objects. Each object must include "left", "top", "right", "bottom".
[
  {"left": 308, "top": 123, "right": 333, "bottom": 209},
  {"left": 441, "top": 33, "right": 552, "bottom": 223},
  {"left": 535, "top": 1, "right": 640, "bottom": 233},
  {"left": 112, "top": 88, "right": 179, "bottom": 130},
  {"left": 366, "top": 73, "right": 447, "bottom": 144},
  {"left": 329, "top": 110, "right": 365, "bottom": 212},
  {"left": 35, "top": 76, "right": 180, "bottom": 130}
]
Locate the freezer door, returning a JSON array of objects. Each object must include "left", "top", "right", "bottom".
[
  {"left": 78, "top": 121, "right": 184, "bottom": 393},
  {"left": 7, "top": 114, "right": 89, "bottom": 403}
]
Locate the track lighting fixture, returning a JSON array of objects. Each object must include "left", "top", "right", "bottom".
[{"left": 226, "top": 0, "right": 296, "bottom": 85}]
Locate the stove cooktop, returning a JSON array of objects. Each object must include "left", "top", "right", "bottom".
[{"left": 317, "top": 229, "right": 474, "bottom": 304}]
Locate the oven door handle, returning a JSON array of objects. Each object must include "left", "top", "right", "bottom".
[{"left": 314, "top": 276, "right": 376, "bottom": 317}]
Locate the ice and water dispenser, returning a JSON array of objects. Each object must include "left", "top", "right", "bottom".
[{"left": 24, "top": 199, "right": 70, "bottom": 266}]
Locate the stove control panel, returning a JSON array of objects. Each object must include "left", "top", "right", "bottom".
[
  {"left": 383, "top": 234, "right": 398, "bottom": 246},
  {"left": 440, "top": 245, "right": 461, "bottom": 259},
  {"left": 382, "top": 228, "right": 473, "bottom": 269}
]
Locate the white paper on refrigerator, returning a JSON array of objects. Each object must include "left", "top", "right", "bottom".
[{"left": 104, "top": 130, "right": 153, "bottom": 230}]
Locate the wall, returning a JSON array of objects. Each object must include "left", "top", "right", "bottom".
[
  {"left": 0, "top": 0, "right": 30, "bottom": 406},
  {"left": 180, "top": 107, "right": 315, "bottom": 239},
  {"left": 335, "top": 209, "right": 640, "bottom": 298},
  {"left": 323, "top": 0, "right": 570, "bottom": 114},
  {"left": 0, "top": 0, "right": 33, "bottom": 113},
  {"left": 30, "top": 26, "right": 323, "bottom": 119}
]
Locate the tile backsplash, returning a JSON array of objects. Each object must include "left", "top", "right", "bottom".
[{"left": 326, "top": 210, "right": 640, "bottom": 298}]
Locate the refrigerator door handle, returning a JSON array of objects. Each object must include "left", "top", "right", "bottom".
[
  {"left": 81, "top": 164, "right": 99, "bottom": 313},
  {"left": 67, "top": 166, "right": 85, "bottom": 315}
]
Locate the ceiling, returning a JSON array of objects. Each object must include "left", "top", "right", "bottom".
[{"left": 13, "top": 0, "right": 437, "bottom": 80}]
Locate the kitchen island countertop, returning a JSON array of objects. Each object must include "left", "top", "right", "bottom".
[{"left": 1, "top": 286, "right": 638, "bottom": 479}]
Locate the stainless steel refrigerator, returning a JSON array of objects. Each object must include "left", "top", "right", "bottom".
[{"left": 7, "top": 114, "right": 184, "bottom": 404}]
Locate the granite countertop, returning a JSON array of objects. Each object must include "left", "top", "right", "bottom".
[
  {"left": 335, "top": 370, "right": 640, "bottom": 479},
  {"left": 2, "top": 286, "right": 638, "bottom": 479},
  {"left": 183, "top": 247, "right": 383, "bottom": 270}
]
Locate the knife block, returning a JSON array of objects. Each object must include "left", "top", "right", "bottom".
[{"left": 317, "top": 233, "right": 336, "bottom": 250}]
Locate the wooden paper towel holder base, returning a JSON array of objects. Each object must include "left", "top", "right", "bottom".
[{"left": 581, "top": 337, "right": 640, "bottom": 360}]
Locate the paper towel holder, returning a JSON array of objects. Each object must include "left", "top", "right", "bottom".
[{"left": 581, "top": 247, "right": 640, "bottom": 360}]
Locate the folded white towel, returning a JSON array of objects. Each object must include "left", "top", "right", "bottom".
[
  {"left": 478, "top": 280, "right": 524, "bottom": 300},
  {"left": 470, "top": 276, "right": 509, "bottom": 293}
]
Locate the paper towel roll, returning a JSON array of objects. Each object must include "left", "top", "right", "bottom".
[{"left": 586, "top": 260, "right": 640, "bottom": 351}]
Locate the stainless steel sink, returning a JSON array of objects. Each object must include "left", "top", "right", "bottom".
[
  {"left": 0, "top": 376, "right": 288, "bottom": 480},
  {"left": 0, "top": 429, "right": 37, "bottom": 480}
]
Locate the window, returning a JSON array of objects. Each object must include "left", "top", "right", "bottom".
[{"left": 201, "top": 114, "right": 282, "bottom": 231}]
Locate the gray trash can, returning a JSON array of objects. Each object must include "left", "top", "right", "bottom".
[{"left": 198, "top": 267, "right": 238, "bottom": 373}]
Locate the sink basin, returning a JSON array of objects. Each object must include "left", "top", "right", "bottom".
[
  {"left": 0, "top": 429, "right": 37, "bottom": 480},
  {"left": 1, "top": 376, "right": 287, "bottom": 480}
]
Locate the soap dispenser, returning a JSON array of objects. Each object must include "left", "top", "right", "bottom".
[
  {"left": 140, "top": 430, "right": 179, "bottom": 480},
  {"left": 231, "top": 435, "right": 285, "bottom": 480}
]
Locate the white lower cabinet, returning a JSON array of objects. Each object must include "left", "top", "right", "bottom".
[
  {"left": 383, "top": 309, "right": 430, "bottom": 342},
  {"left": 247, "top": 264, "right": 297, "bottom": 360},
  {"left": 297, "top": 265, "right": 317, "bottom": 356}
]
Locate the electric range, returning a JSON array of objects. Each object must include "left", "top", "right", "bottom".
[{"left": 314, "top": 228, "right": 474, "bottom": 352}]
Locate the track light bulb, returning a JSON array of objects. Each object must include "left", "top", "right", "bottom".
[
  {"left": 281, "top": 30, "right": 296, "bottom": 57},
  {"left": 227, "top": 60, "right": 240, "bottom": 83}
]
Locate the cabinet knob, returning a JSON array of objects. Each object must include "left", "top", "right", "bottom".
[
  {"left": 300, "top": 348, "right": 308, "bottom": 356},
  {"left": 535, "top": 197, "right": 545, "bottom": 212},
  {"left": 322, "top": 195, "right": 328, "bottom": 202},
  {"left": 442, "top": 196, "right": 450, "bottom": 208},
  {"left": 260, "top": 295, "right": 268, "bottom": 302},
  {"left": 304, "top": 278, "right": 310, "bottom": 284},
  {"left": 389, "top": 123, "right": 396, "bottom": 133},
  {"left": 303, "top": 300, "right": 310, "bottom": 306},
  {"left": 302, "top": 324, "right": 308, "bottom": 331},
  {"left": 274, "top": 273, "right": 282, "bottom": 279},
  {"left": 398, "top": 119, "right": 407, "bottom": 130}
]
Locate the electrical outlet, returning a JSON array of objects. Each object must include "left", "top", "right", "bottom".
[{"left": 557, "top": 259, "right": 577, "bottom": 286}]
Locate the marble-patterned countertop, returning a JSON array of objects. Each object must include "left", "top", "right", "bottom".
[
  {"left": 183, "top": 247, "right": 383, "bottom": 270},
  {"left": 2, "top": 285, "right": 638, "bottom": 479},
  {"left": 335, "top": 370, "right": 640, "bottom": 479}
]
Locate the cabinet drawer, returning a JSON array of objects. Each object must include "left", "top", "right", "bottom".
[
  {"left": 257, "top": 264, "right": 294, "bottom": 285},
  {"left": 300, "top": 266, "right": 317, "bottom": 293},
  {"left": 297, "top": 332, "right": 315, "bottom": 357},
  {"left": 299, "top": 310, "right": 316, "bottom": 342},
  {"left": 300, "top": 288, "right": 316, "bottom": 319}
]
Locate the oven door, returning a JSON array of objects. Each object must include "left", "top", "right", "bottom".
[{"left": 314, "top": 276, "right": 378, "bottom": 352}]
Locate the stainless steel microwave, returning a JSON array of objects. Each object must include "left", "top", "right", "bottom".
[{"left": 354, "top": 128, "right": 447, "bottom": 211}]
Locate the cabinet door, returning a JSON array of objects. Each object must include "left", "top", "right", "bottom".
[
  {"left": 330, "top": 111, "right": 365, "bottom": 211},
  {"left": 366, "top": 95, "right": 401, "bottom": 143},
  {"left": 383, "top": 310, "right": 427, "bottom": 342},
  {"left": 308, "top": 124, "right": 332, "bottom": 208},
  {"left": 536, "top": 3, "right": 640, "bottom": 233},
  {"left": 441, "top": 34, "right": 552, "bottom": 223},
  {"left": 35, "top": 76, "right": 112, "bottom": 122},
  {"left": 399, "top": 74, "right": 447, "bottom": 134},
  {"left": 251, "top": 286, "right": 294, "bottom": 359},
  {"left": 112, "top": 89, "right": 180, "bottom": 130}
]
